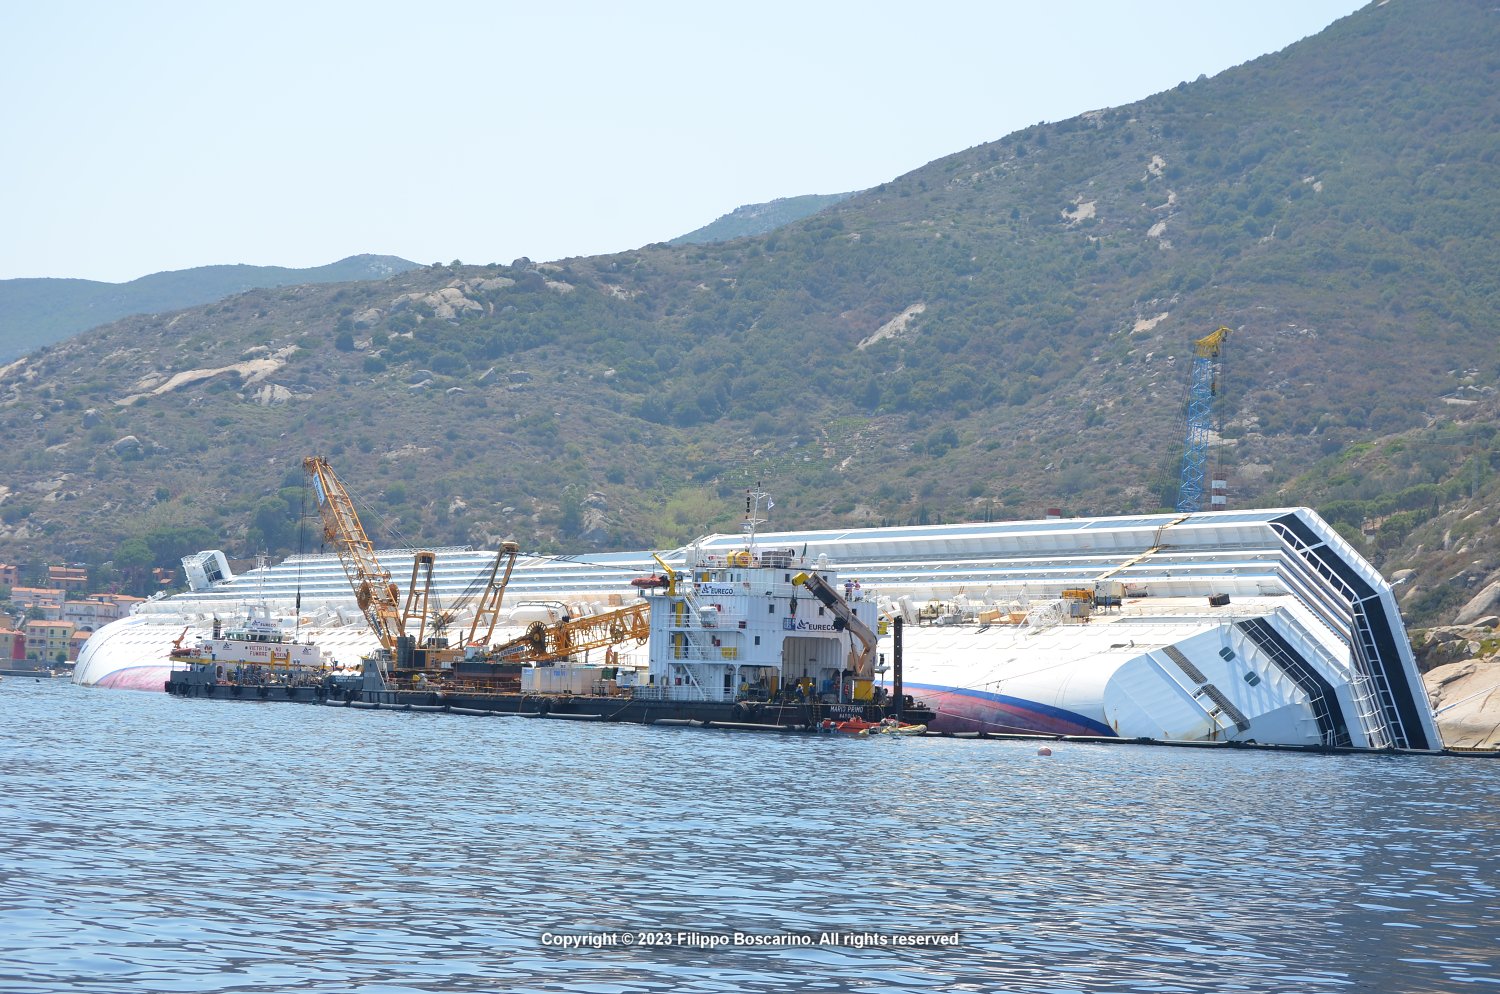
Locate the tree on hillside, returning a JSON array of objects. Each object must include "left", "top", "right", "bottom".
[{"left": 114, "top": 538, "right": 154, "bottom": 596}]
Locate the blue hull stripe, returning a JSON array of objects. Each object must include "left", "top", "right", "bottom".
[{"left": 895, "top": 680, "right": 1117, "bottom": 737}]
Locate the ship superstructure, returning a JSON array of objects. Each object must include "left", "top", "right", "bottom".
[
  {"left": 167, "top": 607, "right": 333, "bottom": 690},
  {"left": 639, "top": 545, "right": 881, "bottom": 705}
]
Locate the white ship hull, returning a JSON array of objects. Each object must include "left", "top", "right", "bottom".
[{"left": 75, "top": 508, "right": 1442, "bottom": 751}]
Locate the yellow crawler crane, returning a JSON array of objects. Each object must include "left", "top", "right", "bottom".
[
  {"left": 393, "top": 549, "right": 469, "bottom": 672},
  {"left": 303, "top": 456, "right": 403, "bottom": 666},
  {"left": 493, "top": 601, "right": 651, "bottom": 665},
  {"left": 402, "top": 550, "right": 441, "bottom": 648},
  {"left": 398, "top": 542, "right": 525, "bottom": 674},
  {"left": 464, "top": 541, "right": 521, "bottom": 649}
]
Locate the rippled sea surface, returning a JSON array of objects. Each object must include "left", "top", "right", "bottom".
[{"left": 3, "top": 679, "right": 1499, "bottom": 993}]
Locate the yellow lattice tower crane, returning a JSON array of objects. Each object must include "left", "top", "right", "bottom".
[{"left": 303, "top": 456, "right": 403, "bottom": 664}]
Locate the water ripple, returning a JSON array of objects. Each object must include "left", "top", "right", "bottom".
[{"left": 2, "top": 680, "right": 1498, "bottom": 992}]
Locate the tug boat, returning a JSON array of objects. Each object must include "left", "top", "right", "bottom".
[{"left": 164, "top": 607, "right": 334, "bottom": 696}]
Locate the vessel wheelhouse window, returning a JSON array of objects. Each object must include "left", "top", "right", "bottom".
[
  {"left": 754, "top": 636, "right": 760, "bottom": 645},
  {"left": 768, "top": 604, "right": 775, "bottom": 614},
  {"left": 1243, "top": 671, "right": 1261, "bottom": 686}
]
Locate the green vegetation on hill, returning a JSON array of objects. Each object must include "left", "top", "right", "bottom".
[
  {"left": 0, "top": 254, "right": 419, "bottom": 360},
  {"left": 0, "top": 0, "right": 1495, "bottom": 632},
  {"left": 668, "top": 193, "right": 858, "bottom": 246}
]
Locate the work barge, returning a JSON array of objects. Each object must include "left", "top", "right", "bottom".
[{"left": 166, "top": 539, "right": 937, "bottom": 733}]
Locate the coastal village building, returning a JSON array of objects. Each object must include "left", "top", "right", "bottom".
[
  {"left": 0, "top": 563, "right": 19, "bottom": 588},
  {"left": 11, "top": 587, "right": 66, "bottom": 620},
  {"left": 62, "top": 597, "right": 127, "bottom": 631},
  {"left": 101, "top": 593, "right": 146, "bottom": 612},
  {"left": 24, "top": 618, "right": 74, "bottom": 662},
  {"left": 47, "top": 566, "right": 89, "bottom": 594},
  {"left": 0, "top": 628, "right": 24, "bottom": 662}
]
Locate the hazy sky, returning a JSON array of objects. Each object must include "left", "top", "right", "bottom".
[{"left": 2, "top": 1, "right": 1363, "bottom": 284}]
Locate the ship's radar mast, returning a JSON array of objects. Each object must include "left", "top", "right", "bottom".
[{"left": 742, "top": 484, "right": 773, "bottom": 553}]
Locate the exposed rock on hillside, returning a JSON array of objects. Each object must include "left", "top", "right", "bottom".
[
  {"left": 1414, "top": 622, "right": 1500, "bottom": 749},
  {"left": 1456, "top": 580, "right": 1500, "bottom": 625},
  {"left": 0, "top": 0, "right": 1496, "bottom": 613},
  {"left": 1426, "top": 658, "right": 1500, "bottom": 750},
  {"left": 115, "top": 349, "right": 293, "bottom": 406}
]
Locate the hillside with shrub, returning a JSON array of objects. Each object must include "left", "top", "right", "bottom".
[
  {"left": 0, "top": 0, "right": 1495, "bottom": 629},
  {"left": 0, "top": 254, "right": 419, "bottom": 360},
  {"left": 668, "top": 193, "right": 857, "bottom": 245}
]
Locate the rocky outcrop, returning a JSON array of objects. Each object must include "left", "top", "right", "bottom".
[
  {"left": 858, "top": 303, "right": 925, "bottom": 350},
  {"left": 388, "top": 277, "right": 518, "bottom": 322},
  {"left": 114, "top": 348, "right": 292, "bottom": 406},
  {"left": 1410, "top": 624, "right": 1498, "bottom": 672},
  {"left": 1414, "top": 622, "right": 1500, "bottom": 749},
  {"left": 1426, "top": 658, "right": 1500, "bottom": 749},
  {"left": 248, "top": 384, "right": 293, "bottom": 406},
  {"left": 1455, "top": 578, "right": 1500, "bottom": 625}
]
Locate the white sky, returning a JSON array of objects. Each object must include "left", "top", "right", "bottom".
[{"left": 0, "top": 1, "right": 1363, "bottom": 284}]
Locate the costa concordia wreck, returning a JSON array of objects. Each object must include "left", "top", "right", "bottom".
[{"left": 74, "top": 507, "right": 1441, "bottom": 751}]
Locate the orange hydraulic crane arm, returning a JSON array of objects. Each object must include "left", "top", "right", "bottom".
[
  {"left": 304, "top": 456, "right": 403, "bottom": 648},
  {"left": 494, "top": 601, "right": 650, "bottom": 663},
  {"left": 466, "top": 541, "right": 521, "bottom": 647},
  {"left": 792, "top": 570, "right": 878, "bottom": 679}
]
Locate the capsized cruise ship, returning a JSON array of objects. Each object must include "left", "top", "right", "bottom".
[{"left": 74, "top": 508, "right": 1441, "bottom": 751}]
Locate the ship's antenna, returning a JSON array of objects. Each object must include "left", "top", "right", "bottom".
[
  {"left": 256, "top": 550, "right": 270, "bottom": 622},
  {"left": 742, "top": 483, "right": 772, "bottom": 553}
]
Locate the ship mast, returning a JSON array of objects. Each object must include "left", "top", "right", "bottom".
[{"left": 742, "top": 484, "right": 772, "bottom": 554}]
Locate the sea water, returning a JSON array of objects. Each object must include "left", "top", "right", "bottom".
[{"left": 2, "top": 678, "right": 1497, "bottom": 993}]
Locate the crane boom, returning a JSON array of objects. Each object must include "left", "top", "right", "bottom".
[
  {"left": 493, "top": 601, "right": 650, "bottom": 664},
  {"left": 1176, "top": 325, "right": 1231, "bottom": 514},
  {"left": 791, "top": 570, "right": 878, "bottom": 681},
  {"left": 466, "top": 541, "right": 521, "bottom": 647},
  {"left": 402, "top": 551, "right": 438, "bottom": 646},
  {"left": 304, "top": 456, "right": 403, "bottom": 649}
]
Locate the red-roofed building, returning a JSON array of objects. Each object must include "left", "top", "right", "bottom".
[
  {"left": 63, "top": 597, "right": 126, "bottom": 630},
  {"left": 0, "top": 627, "right": 24, "bottom": 662},
  {"left": 101, "top": 593, "right": 146, "bottom": 611},
  {"left": 48, "top": 566, "right": 89, "bottom": 594},
  {"left": 11, "top": 587, "right": 65, "bottom": 619},
  {"left": 0, "top": 564, "right": 19, "bottom": 588}
]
